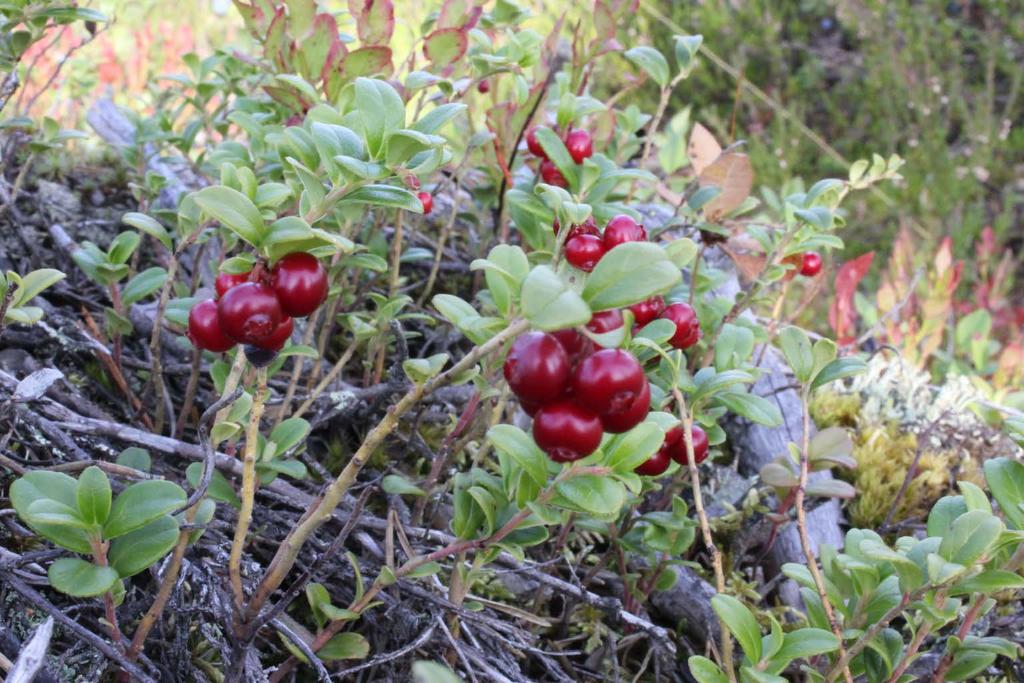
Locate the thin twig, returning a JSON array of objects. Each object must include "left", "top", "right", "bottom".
[{"left": 229, "top": 367, "right": 268, "bottom": 609}]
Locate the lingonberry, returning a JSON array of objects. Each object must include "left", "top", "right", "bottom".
[
  {"left": 634, "top": 447, "right": 670, "bottom": 476},
  {"left": 660, "top": 302, "right": 701, "bottom": 349},
  {"left": 602, "top": 214, "right": 647, "bottom": 251},
  {"left": 586, "top": 309, "right": 624, "bottom": 336},
  {"left": 667, "top": 424, "right": 709, "bottom": 465},
  {"left": 601, "top": 379, "right": 650, "bottom": 433},
  {"left": 800, "top": 251, "right": 822, "bottom": 277},
  {"left": 629, "top": 296, "right": 665, "bottom": 327},
  {"left": 217, "top": 282, "right": 283, "bottom": 345},
  {"left": 564, "top": 234, "right": 604, "bottom": 272},
  {"left": 215, "top": 271, "right": 250, "bottom": 299},
  {"left": 187, "top": 299, "right": 236, "bottom": 352},
  {"left": 252, "top": 316, "right": 293, "bottom": 351},
  {"left": 564, "top": 129, "right": 594, "bottom": 164},
  {"left": 525, "top": 127, "right": 547, "bottom": 159},
  {"left": 532, "top": 402, "right": 603, "bottom": 462},
  {"left": 476, "top": 79, "right": 490, "bottom": 93},
  {"left": 417, "top": 191, "right": 434, "bottom": 215},
  {"left": 553, "top": 216, "right": 600, "bottom": 239},
  {"left": 573, "top": 349, "right": 646, "bottom": 416},
  {"left": 550, "top": 328, "right": 591, "bottom": 363},
  {"left": 503, "top": 332, "right": 571, "bottom": 403},
  {"left": 270, "top": 252, "right": 328, "bottom": 318},
  {"left": 540, "top": 159, "right": 568, "bottom": 188}
]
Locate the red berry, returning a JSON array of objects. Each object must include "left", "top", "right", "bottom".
[
  {"left": 660, "top": 302, "right": 701, "bottom": 349},
  {"left": 564, "top": 234, "right": 605, "bottom": 272},
  {"left": 667, "top": 424, "right": 709, "bottom": 465},
  {"left": 532, "top": 401, "right": 603, "bottom": 462},
  {"left": 553, "top": 216, "right": 600, "bottom": 239},
  {"left": 520, "top": 399, "right": 543, "bottom": 417},
  {"left": 540, "top": 159, "right": 568, "bottom": 188},
  {"left": 800, "top": 251, "right": 822, "bottom": 277},
  {"left": 187, "top": 299, "right": 236, "bottom": 352},
  {"left": 252, "top": 316, "right": 293, "bottom": 351},
  {"left": 217, "top": 282, "right": 283, "bottom": 345},
  {"left": 601, "top": 378, "right": 650, "bottom": 433},
  {"left": 215, "top": 271, "right": 250, "bottom": 299},
  {"left": 526, "top": 127, "right": 547, "bottom": 158},
  {"left": 629, "top": 296, "right": 665, "bottom": 327},
  {"left": 564, "top": 129, "right": 594, "bottom": 164},
  {"left": 586, "top": 309, "right": 624, "bottom": 335},
  {"left": 417, "top": 191, "right": 434, "bottom": 215},
  {"left": 635, "top": 447, "right": 671, "bottom": 476},
  {"left": 270, "top": 252, "right": 328, "bottom": 318},
  {"left": 503, "top": 332, "right": 571, "bottom": 404},
  {"left": 573, "top": 348, "right": 646, "bottom": 415},
  {"left": 477, "top": 79, "right": 490, "bottom": 93},
  {"left": 602, "top": 214, "right": 647, "bottom": 251},
  {"left": 550, "top": 328, "right": 591, "bottom": 362}
]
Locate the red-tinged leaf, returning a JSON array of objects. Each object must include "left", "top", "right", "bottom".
[
  {"left": 233, "top": 1, "right": 268, "bottom": 35},
  {"left": 593, "top": 0, "right": 615, "bottom": 42},
  {"left": 321, "top": 40, "right": 348, "bottom": 100},
  {"left": 296, "top": 13, "right": 338, "bottom": 83},
  {"left": 338, "top": 46, "right": 393, "bottom": 81},
  {"left": 828, "top": 252, "right": 874, "bottom": 345},
  {"left": 423, "top": 27, "right": 468, "bottom": 67},
  {"left": 265, "top": 8, "right": 290, "bottom": 73},
  {"left": 348, "top": 0, "right": 394, "bottom": 45},
  {"left": 438, "top": 0, "right": 482, "bottom": 29},
  {"left": 284, "top": 0, "right": 317, "bottom": 36},
  {"left": 263, "top": 85, "right": 310, "bottom": 113}
]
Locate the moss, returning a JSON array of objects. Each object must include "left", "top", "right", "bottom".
[
  {"left": 810, "top": 390, "right": 861, "bottom": 428},
  {"left": 843, "top": 423, "right": 954, "bottom": 528}
]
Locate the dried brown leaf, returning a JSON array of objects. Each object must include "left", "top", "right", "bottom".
[
  {"left": 687, "top": 122, "right": 722, "bottom": 176},
  {"left": 698, "top": 151, "right": 753, "bottom": 221}
]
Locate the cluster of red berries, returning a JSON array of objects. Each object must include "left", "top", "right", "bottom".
[
  {"left": 525, "top": 126, "right": 593, "bottom": 188},
  {"left": 187, "top": 252, "right": 328, "bottom": 358},
  {"left": 587, "top": 297, "right": 701, "bottom": 351},
  {"left": 554, "top": 213, "right": 648, "bottom": 274}
]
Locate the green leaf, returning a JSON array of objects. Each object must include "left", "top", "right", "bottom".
[
  {"left": 104, "top": 480, "right": 187, "bottom": 539},
  {"left": 553, "top": 474, "right": 626, "bottom": 518},
  {"left": 603, "top": 422, "right": 663, "bottom": 473},
  {"left": 958, "top": 481, "right": 990, "bottom": 513},
  {"left": 121, "top": 267, "right": 167, "bottom": 306},
  {"left": 268, "top": 418, "right": 310, "bottom": 458},
  {"left": 582, "top": 242, "right": 681, "bottom": 311},
  {"left": 811, "top": 357, "right": 868, "bottom": 390},
  {"left": 412, "top": 661, "right": 463, "bottom": 683},
  {"left": 115, "top": 447, "right": 151, "bottom": 472},
  {"left": 423, "top": 27, "right": 468, "bottom": 66},
  {"left": 929, "top": 495, "right": 969, "bottom": 538},
  {"left": 76, "top": 466, "right": 111, "bottom": 526},
  {"left": 624, "top": 46, "right": 670, "bottom": 87},
  {"left": 411, "top": 103, "right": 466, "bottom": 135},
  {"left": 711, "top": 594, "right": 762, "bottom": 663},
  {"left": 403, "top": 353, "right": 449, "bottom": 384},
  {"left": 319, "top": 632, "right": 370, "bottom": 661},
  {"left": 193, "top": 186, "right": 265, "bottom": 246},
  {"left": 487, "top": 425, "right": 549, "bottom": 489},
  {"left": 341, "top": 184, "right": 423, "bottom": 212},
  {"left": 108, "top": 515, "right": 181, "bottom": 577},
  {"left": 381, "top": 474, "right": 426, "bottom": 496},
  {"left": 122, "top": 212, "right": 172, "bottom": 250},
  {"left": 768, "top": 628, "right": 839, "bottom": 669},
  {"left": 9, "top": 471, "right": 93, "bottom": 553},
  {"left": 107, "top": 232, "right": 141, "bottom": 265},
  {"left": 520, "top": 266, "right": 591, "bottom": 331},
  {"left": 11, "top": 269, "right": 65, "bottom": 307},
  {"left": 533, "top": 126, "right": 579, "bottom": 190},
  {"left": 778, "top": 326, "right": 813, "bottom": 383},
  {"left": 687, "top": 656, "right": 729, "bottom": 683},
  {"left": 354, "top": 78, "right": 406, "bottom": 158},
  {"left": 983, "top": 458, "right": 1024, "bottom": 529},
  {"left": 950, "top": 569, "right": 1024, "bottom": 596},
  {"left": 48, "top": 558, "right": 118, "bottom": 597},
  {"left": 938, "top": 510, "right": 1003, "bottom": 566},
  {"left": 674, "top": 34, "right": 703, "bottom": 72},
  {"left": 25, "top": 499, "right": 92, "bottom": 529},
  {"left": 665, "top": 237, "right": 698, "bottom": 269},
  {"left": 716, "top": 391, "right": 782, "bottom": 426}
]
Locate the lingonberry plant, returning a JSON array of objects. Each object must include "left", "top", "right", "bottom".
[{"left": 2, "top": 1, "right": 1022, "bottom": 681}]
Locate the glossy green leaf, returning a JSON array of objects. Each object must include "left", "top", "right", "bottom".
[
  {"left": 521, "top": 266, "right": 591, "bottom": 331},
  {"left": 581, "top": 242, "right": 681, "bottom": 311},
  {"left": 624, "top": 46, "right": 670, "bottom": 87},
  {"left": 48, "top": 558, "right": 118, "bottom": 597},
  {"left": 108, "top": 515, "right": 180, "bottom": 577},
  {"left": 104, "top": 480, "right": 187, "bottom": 539},
  {"left": 76, "top": 466, "right": 111, "bottom": 526},
  {"left": 711, "top": 594, "right": 761, "bottom": 663},
  {"left": 193, "top": 186, "right": 265, "bottom": 246}
]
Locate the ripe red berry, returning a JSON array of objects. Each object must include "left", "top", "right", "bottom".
[
  {"left": 629, "top": 296, "right": 665, "bottom": 327},
  {"left": 417, "top": 191, "right": 434, "bottom": 215},
  {"left": 601, "top": 378, "right": 650, "bottom": 433},
  {"left": 586, "top": 309, "right": 624, "bottom": 336},
  {"left": 270, "top": 252, "right": 328, "bottom": 318},
  {"left": 217, "top": 282, "right": 283, "bottom": 345},
  {"left": 503, "top": 332, "right": 571, "bottom": 404},
  {"left": 564, "top": 129, "right": 594, "bottom": 164},
  {"left": 800, "top": 251, "right": 823, "bottom": 277},
  {"left": 540, "top": 159, "right": 568, "bottom": 188},
  {"left": 252, "top": 316, "right": 293, "bottom": 351},
  {"left": 550, "top": 328, "right": 591, "bottom": 363},
  {"left": 573, "top": 348, "right": 646, "bottom": 415},
  {"left": 476, "top": 79, "right": 490, "bottom": 93},
  {"left": 187, "top": 299, "right": 235, "bottom": 352},
  {"left": 564, "top": 234, "right": 605, "bottom": 272},
  {"left": 526, "top": 127, "right": 547, "bottom": 158},
  {"left": 602, "top": 214, "right": 647, "bottom": 251},
  {"left": 215, "top": 271, "right": 250, "bottom": 299},
  {"left": 553, "top": 216, "right": 600, "bottom": 239},
  {"left": 667, "top": 424, "right": 709, "bottom": 465},
  {"left": 635, "top": 447, "right": 670, "bottom": 476},
  {"left": 532, "top": 401, "right": 604, "bottom": 462},
  {"left": 660, "top": 302, "right": 701, "bottom": 349}
]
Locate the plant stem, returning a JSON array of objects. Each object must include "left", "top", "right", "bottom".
[
  {"left": 417, "top": 180, "right": 461, "bottom": 308},
  {"left": 931, "top": 593, "right": 985, "bottom": 683},
  {"left": 244, "top": 319, "right": 530, "bottom": 623},
  {"left": 796, "top": 388, "right": 854, "bottom": 683},
  {"left": 887, "top": 619, "right": 932, "bottom": 683},
  {"left": 213, "top": 351, "right": 247, "bottom": 435},
  {"left": 173, "top": 349, "right": 203, "bottom": 439},
  {"left": 275, "top": 306, "right": 322, "bottom": 426},
  {"left": 90, "top": 537, "right": 125, "bottom": 648},
  {"left": 291, "top": 337, "right": 359, "bottom": 420},
  {"left": 673, "top": 388, "right": 735, "bottom": 682},
  {"left": 229, "top": 367, "right": 268, "bottom": 611}
]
